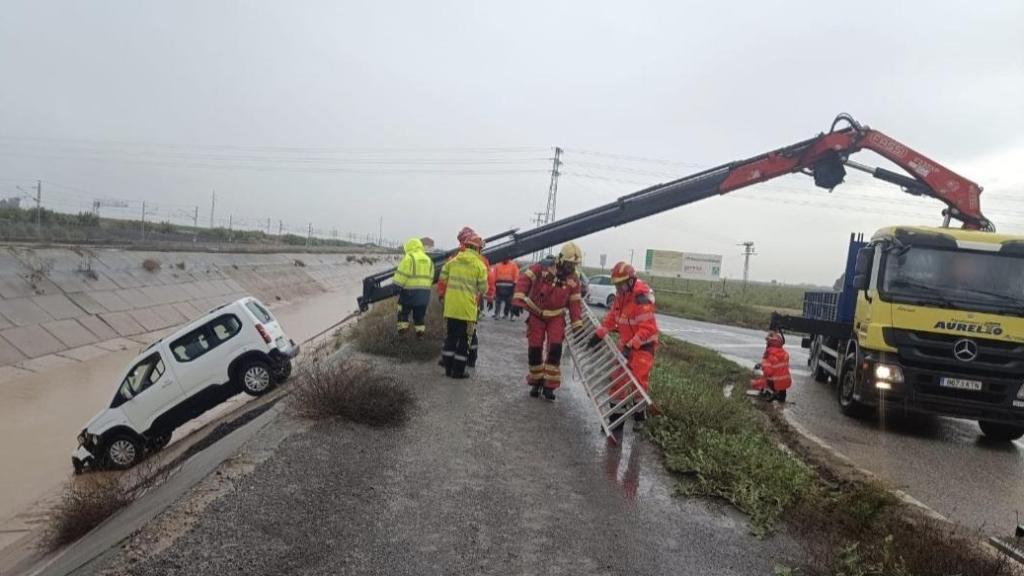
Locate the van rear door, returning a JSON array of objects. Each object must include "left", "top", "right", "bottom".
[{"left": 244, "top": 299, "right": 288, "bottom": 349}]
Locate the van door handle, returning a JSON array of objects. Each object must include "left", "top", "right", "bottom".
[{"left": 160, "top": 380, "right": 175, "bottom": 388}]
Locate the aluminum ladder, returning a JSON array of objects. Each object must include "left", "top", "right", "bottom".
[{"left": 565, "top": 302, "right": 654, "bottom": 443}]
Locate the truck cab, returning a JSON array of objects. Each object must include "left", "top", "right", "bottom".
[{"left": 794, "top": 226, "right": 1024, "bottom": 441}]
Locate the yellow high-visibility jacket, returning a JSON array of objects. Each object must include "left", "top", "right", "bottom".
[
  {"left": 439, "top": 249, "right": 488, "bottom": 321},
  {"left": 394, "top": 238, "right": 435, "bottom": 306}
]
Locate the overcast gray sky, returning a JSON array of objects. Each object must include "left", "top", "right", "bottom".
[{"left": 2, "top": 1, "right": 1022, "bottom": 285}]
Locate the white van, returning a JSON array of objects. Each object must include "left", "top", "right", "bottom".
[{"left": 72, "top": 297, "right": 299, "bottom": 471}]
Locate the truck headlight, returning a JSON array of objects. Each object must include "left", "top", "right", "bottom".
[
  {"left": 874, "top": 364, "right": 904, "bottom": 384},
  {"left": 1017, "top": 384, "right": 1024, "bottom": 401},
  {"left": 77, "top": 431, "right": 86, "bottom": 446}
]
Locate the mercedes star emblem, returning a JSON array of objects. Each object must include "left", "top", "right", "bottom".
[{"left": 952, "top": 338, "right": 978, "bottom": 362}]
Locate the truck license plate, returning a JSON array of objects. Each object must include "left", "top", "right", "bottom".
[{"left": 939, "top": 377, "right": 983, "bottom": 391}]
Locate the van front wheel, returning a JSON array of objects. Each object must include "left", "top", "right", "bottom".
[
  {"left": 239, "top": 359, "right": 273, "bottom": 396},
  {"left": 105, "top": 435, "right": 142, "bottom": 469}
]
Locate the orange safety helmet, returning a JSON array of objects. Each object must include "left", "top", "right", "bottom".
[{"left": 610, "top": 261, "right": 637, "bottom": 284}]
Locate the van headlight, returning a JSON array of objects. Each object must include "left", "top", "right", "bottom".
[{"left": 874, "top": 364, "right": 904, "bottom": 384}]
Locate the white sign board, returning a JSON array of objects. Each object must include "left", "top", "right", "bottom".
[{"left": 645, "top": 249, "right": 722, "bottom": 281}]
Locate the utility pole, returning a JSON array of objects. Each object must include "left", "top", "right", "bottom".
[
  {"left": 306, "top": 223, "right": 313, "bottom": 247},
  {"left": 35, "top": 180, "right": 42, "bottom": 237},
  {"left": 266, "top": 218, "right": 271, "bottom": 235},
  {"left": 542, "top": 147, "right": 562, "bottom": 255},
  {"left": 228, "top": 214, "right": 233, "bottom": 242},
  {"left": 629, "top": 248, "right": 635, "bottom": 267},
  {"left": 378, "top": 216, "right": 383, "bottom": 246},
  {"left": 209, "top": 191, "right": 216, "bottom": 228},
  {"left": 140, "top": 202, "right": 146, "bottom": 241},
  {"left": 738, "top": 241, "right": 756, "bottom": 293},
  {"left": 192, "top": 206, "right": 199, "bottom": 243},
  {"left": 278, "top": 220, "right": 283, "bottom": 237},
  {"left": 531, "top": 211, "right": 547, "bottom": 263}
]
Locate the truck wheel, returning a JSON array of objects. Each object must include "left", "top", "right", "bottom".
[
  {"left": 272, "top": 359, "right": 292, "bottom": 384},
  {"left": 838, "top": 354, "right": 868, "bottom": 418},
  {"left": 810, "top": 339, "right": 830, "bottom": 383},
  {"left": 238, "top": 359, "right": 273, "bottom": 396},
  {"left": 104, "top": 434, "right": 142, "bottom": 469},
  {"left": 606, "top": 294, "right": 615, "bottom": 308},
  {"left": 978, "top": 421, "right": 1024, "bottom": 442}
]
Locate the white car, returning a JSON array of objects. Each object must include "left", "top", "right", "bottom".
[
  {"left": 72, "top": 297, "right": 299, "bottom": 472},
  {"left": 585, "top": 274, "right": 618, "bottom": 308}
]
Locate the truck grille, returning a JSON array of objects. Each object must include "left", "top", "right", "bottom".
[
  {"left": 885, "top": 328, "right": 1023, "bottom": 405},
  {"left": 885, "top": 328, "right": 1024, "bottom": 376}
]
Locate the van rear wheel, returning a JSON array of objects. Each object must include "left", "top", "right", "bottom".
[
  {"left": 272, "top": 359, "right": 292, "bottom": 384},
  {"left": 239, "top": 359, "right": 273, "bottom": 396},
  {"left": 978, "top": 421, "right": 1024, "bottom": 442}
]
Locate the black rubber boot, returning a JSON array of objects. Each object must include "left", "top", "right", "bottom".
[
  {"left": 542, "top": 387, "right": 556, "bottom": 401},
  {"left": 529, "top": 384, "right": 541, "bottom": 398}
]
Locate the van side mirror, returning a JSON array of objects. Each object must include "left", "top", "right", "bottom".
[{"left": 851, "top": 246, "right": 875, "bottom": 291}]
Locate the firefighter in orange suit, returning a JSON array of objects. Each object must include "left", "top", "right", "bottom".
[
  {"left": 492, "top": 259, "right": 520, "bottom": 319},
  {"left": 513, "top": 243, "right": 584, "bottom": 401},
  {"left": 748, "top": 331, "right": 791, "bottom": 402},
  {"left": 587, "top": 262, "right": 659, "bottom": 425}
]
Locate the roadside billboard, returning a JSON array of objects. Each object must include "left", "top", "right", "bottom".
[{"left": 644, "top": 249, "right": 722, "bottom": 280}]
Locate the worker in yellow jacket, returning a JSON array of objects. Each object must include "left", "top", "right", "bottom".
[
  {"left": 394, "top": 237, "right": 435, "bottom": 337},
  {"left": 439, "top": 234, "right": 489, "bottom": 378}
]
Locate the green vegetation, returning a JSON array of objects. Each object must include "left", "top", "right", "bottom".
[
  {"left": 647, "top": 338, "right": 814, "bottom": 534},
  {"left": 583, "top": 267, "right": 819, "bottom": 330},
  {"left": 0, "top": 203, "right": 376, "bottom": 249},
  {"left": 350, "top": 297, "right": 445, "bottom": 362},
  {"left": 653, "top": 291, "right": 773, "bottom": 330},
  {"left": 647, "top": 337, "right": 1015, "bottom": 575}
]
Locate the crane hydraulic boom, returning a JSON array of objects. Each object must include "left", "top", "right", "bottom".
[{"left": 358, "top": 114, "right": 988, "bottom": 311}]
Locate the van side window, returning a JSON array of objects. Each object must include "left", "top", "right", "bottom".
[
  {"left": 170, "top": 314, "right": 242, "bottom": 362},
  {"left": 245, "top": 301, "right": 273, "bottom": 323},
  {"left": 210, "top": 315, "right": 242, "bottom": 343}
]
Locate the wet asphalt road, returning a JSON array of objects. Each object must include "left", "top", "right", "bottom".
[
  {"left": 656, "top": 313, "right": 1024, "bottom": 536},
  {"left": 93, "top": 318, "right": 795, "bottom": 576}
]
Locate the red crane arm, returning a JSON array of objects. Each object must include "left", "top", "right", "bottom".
[{"left": 718, "top": 114, "right": 989, "bottom": 230}]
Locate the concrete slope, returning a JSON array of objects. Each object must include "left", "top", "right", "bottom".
[{"left": 0, "top": 246, "right": 397, "bottom": 379}]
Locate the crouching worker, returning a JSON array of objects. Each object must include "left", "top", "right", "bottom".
[
  {"left": 394, "top": 237, "right": 435, "bottom": 337},
  {"left": 747, "top": 330, "right": 791, "bottom": 402}
]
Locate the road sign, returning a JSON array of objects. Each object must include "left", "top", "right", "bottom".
[
  {"left": 644, "top": 249, "right": 722, "bottom": 280},
  {"left": 599, "top": 253, "right": 607, "bottom": 268}
]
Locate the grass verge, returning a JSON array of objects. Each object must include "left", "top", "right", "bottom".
[
  {"left": 289, "top": 357, "right": 414, "bottom": 426},
  {"left": 653, "top": 291, "right": 773, "bottom": 330},
  {"left": 647, "top": 337, "right": 1017, "bottom": 575},
  {"left": 350, "top": 296, "right": 444, "bottom": 361}
]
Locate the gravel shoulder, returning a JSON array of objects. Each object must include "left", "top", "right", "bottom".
[{"left": 88, "top": 318, "right": 796, "bottom": 576}]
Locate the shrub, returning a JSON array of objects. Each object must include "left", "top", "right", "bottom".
[
  {"left": 293, "top": 259, "right": 306, "bottom": 267},
  {"left": 175, "top": 261, "right": 186, "bottom": 270},
  {"left": 350, "top": 297, "right": 444, "bottom": 362},
  {"left": 289, "top": 357, "right": 414, "bottom": 426},
  {"left": 141, "top": 258, "right": 161, "bottom": 272},
  {"left": 44, "top": 462, "right": 167, "bottom": 549}
]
